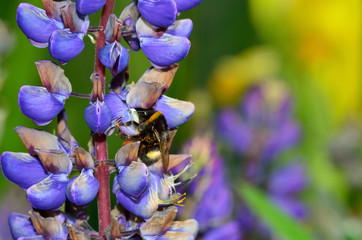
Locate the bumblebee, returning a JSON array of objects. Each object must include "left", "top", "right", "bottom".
[{"left": 115, "top": 108, "right": 170, "bottom": 170}]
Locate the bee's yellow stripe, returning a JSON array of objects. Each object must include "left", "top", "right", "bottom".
[{"left": 146, "top": 111, "right": 163, "bottom": 124}]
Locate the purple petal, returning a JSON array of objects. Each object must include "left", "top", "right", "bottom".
[
  {"left": 117, "top": 162, "right": 150, "bottom": 198},
  {"left": 174, "top": 0, "right": 202, "bottom": 12},
  {"left": 268, "top": 164, "right": 306, "bottom": 195},
  {"left": 104, "top": 92, "right": 130, "bottom": 120},
  {"left": 26, "top": 173, "right": 68, "bottom": 210},
  {"left": 262, "top": 120, "right": 300, "bottom": 161},
  {"left": 270, "top": 196, "right": 307, "bottom": 220},
  {"left": 202, "top": 221, "right": 242, "bottom": 240},
  {"left": 194, "top": 179, "right": 232, "bottom": 229},
  {"left": 154, "top": 95, "right": 194, "bottom": 128},
  {"left": 166, "top": 19, "right": 193, "bottom": 38},
  {"left": 16, "top": 3, "right": 63, "bottom": 48},
  {"left": 8, "top": 213, "right": 38, "bottom": 239},
  {"left": 137, "top": 0, "right": 177, "bottom": 27},
  {"left": 84, "top": 99, "right": 112, "bottom": 134},
  {"left": 140, "top": 34, "right": 190, "bottom": 68},
  {"left": 1, "top": 152, "right": 49, "bottom": 189},
  {"left": 49, "top": 29, "right": 84, "bottom": 63},
  {"left": 76, "top": 0, "right": 106, "bottom": 15},
  {"left": 116, "top": 187, "right": 159, "bottom": 219},
  {"left": 18, "top": 85, "right": 66, "bottom": 126},
  {"left": 66, "top": 169, "right": 99, "bottom": 205},
  {"left": 217, "top": 108, "right": 252, "bottom": 153}
]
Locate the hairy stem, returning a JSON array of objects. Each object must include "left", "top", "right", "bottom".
[{"left": 94, "top": 0, "right": 115, "bottom": 237}]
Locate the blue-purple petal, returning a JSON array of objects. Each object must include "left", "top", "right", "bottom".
[
  {"left": 8, "top": 213, "right": 38, "bottom": 239},
  {"left": 154, "top": 95, "right": 194, "bottom": 128},
  {"left": 174, "top": 0, "right": 202, "bottom": 12},
  {"left": 166, "top": 19, "right": 193, "bottom": 38},
  {"left": 140, "top": 34, "right": 190, "bottom": 67},
  {"left": 217, "top": 108, "right": 252, "bottom": 153},
  {"left": 49, "top": 29, "right": 85, "bottom": 63},
  {"left": 16, "top": 3, "right": 63, "bottom": 48},
  {"left": 268, "top": 164, "right": 306, "bottom": 195},
  {"left": 137, "top": 0, "right": 177, "bottom": 27},
  {"left": 202, "top": 221, "right": 242, "bottom": 240},
  {"left": 76, "top": 0, "right": 106, "bottom": 15},
  {"left": 104, "top": 92, "right": 130, "bottom": 121},
  {"left": 26, "top": 173, "right": 68, "bottom": 210},
  {"left": 84, "top": 100, "right": 112, "bottom": 134},
  {"left": 1, "top": 152, "right": 49, "bottom": 189},
  {"left": 116, "top": 187, "right": 159, "bottom": 219},
  {"left": 117, "top": 162, "right": 150, "bottom": 198},
  {"left": 18, "top": 85, "right": 66, "bottom": 126},
  {"left": 270, "top": 196, "right": 307, "bottom": 220},
  {"left": 66, "top": 169, "right": 99, "bottom": 205}
]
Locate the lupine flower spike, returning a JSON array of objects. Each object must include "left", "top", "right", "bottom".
[{"left": 4, "top": 0, "right": 203, "bottom": 239}]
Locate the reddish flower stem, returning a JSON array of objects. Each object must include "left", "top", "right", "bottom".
[{"left": 94, "top": 0, "right": 115, "bottom": 237}]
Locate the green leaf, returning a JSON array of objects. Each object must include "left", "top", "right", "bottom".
[{"left": 236, "top": 182, "right": 314, "bottom": 240}]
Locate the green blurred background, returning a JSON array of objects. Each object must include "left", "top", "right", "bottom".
[{"left": 0, "top": 0, "right": 361, "bottom": 239}]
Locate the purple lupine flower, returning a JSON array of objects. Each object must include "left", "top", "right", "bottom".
[
  {"left": 16, "top": 1, "right": 100, "bottom": 63},
  {"left": 105, "top": 65, "right": 194, "bottom": 130},
  {"left": 218, "top": 84, "right": 300, "bottom": 162},
  {"left": 112, "top": 142, "right": 193, "bottom": 219},
  {"left": 9, "top": 211, "right": 69, "bottom": 240},
  {"left": 137, "top": 0, "right": 202, "bottom": 27},
  {"left": 102, "top": 3, "right": 195, "bottom": 69},
  {"left": 84, "top": 99, "right": 113, "bottom": 134},
  {"left": 174, "top": 136, "right": 242, "bottom": 239},
  {"left": 216, "top": 83, "right": 307, "bottom": 238},
  {"left": 18, "top": 61, "right": 71, "bottom": 126},
  {"left": 1, "top": 121, "right": 98, "bottom": 210}
]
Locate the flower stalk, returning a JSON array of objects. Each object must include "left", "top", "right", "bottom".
[{"left": 93, "top": 0, "right": 116, "bottom": 236}]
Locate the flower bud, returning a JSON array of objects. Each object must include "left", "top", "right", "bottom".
[
  {"left": 140, "top": 34, "right": 190, "bottom": 68},
  {"left": 154, "top": 95, "right": 195, "bottom": 128},
  {"left": 117, "top": 161, "right": 150, "bottom": 198},
  {"left": 1, "top": 152, "right": 48, "bottom": 189},
  {"left": 26, "top": 173, "right": 68, "bottom": 210},
  {"left": 76, "top": 0, "right": 106, "bottom": 15},
  {"left": 16, "top": 3, "right": 63, "bottom": 48},
  {"left": 66, "top": 169, "right": 99, "bottom": 206},
  {"left": 18, "top": 85, "right": 66, "bottom": 126},
  {"left": 49, "top": 29, "right": 85, "bottom": 64},
  {"left": 126, "top": 80, "right": 165, "bottom": 109},
  {"left": 98, "top": 42, "right": 129, "bottom": 76},
  {"left": 137, "top": 0, "right": 177, "bottom": 27},
  {"left": 84, "top": 99, "right": 112, "bottom": 134}
]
